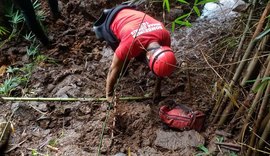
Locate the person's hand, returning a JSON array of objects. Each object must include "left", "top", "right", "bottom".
[{"left": 106, "top": 95, "right": 113, "bottom": 103}]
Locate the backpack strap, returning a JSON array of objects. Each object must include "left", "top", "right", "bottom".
[{"left": 93, "top": 5, "right": 135, "bottom": 50}]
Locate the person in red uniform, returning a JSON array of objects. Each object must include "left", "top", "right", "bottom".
[{"left": 93, "top": 5, "right": 177, "bottom": 102}]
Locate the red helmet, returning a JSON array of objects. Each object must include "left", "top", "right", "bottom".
[{"left": 148, "top": 46, "right": 176, "bottom": 77}]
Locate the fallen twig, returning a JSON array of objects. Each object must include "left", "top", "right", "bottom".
[
  {"left": 5, "top": 138, "right": 28, "bottom": 153},
  {"left": 219, "top": 145, "right": 240, "bottom": 152},
  {"left": 215, "top": 142, "right": 241, "bottom": 149},
  {"left": 215, "top": 142, "right": 241, "bottom": 152},
  {"left": 46, "top": 144, "right": 59, "bottom": 152},
  {"left": 1, "top": 96, "right": 155, "bottom": 102},
  {"left": 238, "top": 142, "right": 270, "bottom": 155}
]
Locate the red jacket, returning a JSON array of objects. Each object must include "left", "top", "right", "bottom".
[{"left": 110, "top": 9, "right": 171, "bottom": 61}]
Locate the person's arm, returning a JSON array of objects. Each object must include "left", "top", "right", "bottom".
[{"left": 106, "top": 53, "right": 124, "bottom": 102}]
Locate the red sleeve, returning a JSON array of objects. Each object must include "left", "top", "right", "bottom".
[{"left": 115, "top": 43, "right": 132, "bottom": 61}]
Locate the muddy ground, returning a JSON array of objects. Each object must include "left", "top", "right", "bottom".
[{"left": 0, "top": 0, "right": 241, "bottom": 155}]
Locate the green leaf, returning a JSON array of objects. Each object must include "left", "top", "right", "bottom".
[
  {"left": 197, "top": 0, "right": 218, "bottom": 5},
  {"left": 197, "top": 144, "right": 209, "bottom": 154},
  {"left": 6, "top": 66, "right": 20, "bottom": 74},
  {"left": 262, "top": 77, "right": 270, "bottom": 82},
  {"left": 230, "top": 152, "right": 238, "bottom": 156},
  {"left": 252, "top": 77, "right": 270, "bottom": 93},
  {"left": 163, "top": 0, "right": 170, "bottom": 12},
  {"left": 33, "top": 0, "right": 41, "bottom": 10},
  {"left": 193, "top": 6, "right": 201, "bottom": 16},
  {"left": 175, "top": 13, "right": 190, "bottom": 21},
  {"left": 254, "top": 28, "right": 270, "bottom": 41},
  {"left": 216, "top": 136, "right": 224, "bottom": 142},
  {"left": 174, "top": 20, "right": 192, "bottom": 27},
  {"left": 0, "top": 26, "right": 9, "bottom": 36},
  {"left": 246, "top": 79, "right": 256, "bottom": 83},
  {"left": 177, "top": 0, "right": 189, "bottom": 4},
  {"left": 195, "top": 153, "right": 206, "bottom": 156},
  {"left": 171, "top": 22, "right": 176, "bottom": 32},
  {"left": 31, "top": 149, "right": 38, "bottom": 156}
]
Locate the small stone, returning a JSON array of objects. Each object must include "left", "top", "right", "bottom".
[
  {"left": 114, "top": 152, "right": 127, "bottom": 156},
  {"left": 142, "top": 138, "right": 151, "bottom": 146},
  {"left": 154, "top": 130, "right": 205, "bottom": 150},
  {"left": 79, "top": 105, "right": 92, "bottom": 114},
  {"left": 100, "top": 103, "right": 109, "bottom": 112},
  {"left": 30, "top": 102, "right": 48, "bottom": 112},
  {"left": 11, "top": 102, "right": 20, "bottom": 113},
  {"left": 37, "top": 118, "right": 51, "bottom": 129}
]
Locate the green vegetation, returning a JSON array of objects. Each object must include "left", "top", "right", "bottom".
[
  {"left": 27, "top": 43, "right": 40, "bottom": 57},
  {"left": 0, "top": 0, "right": 54, "bottom": 96},
  {"left": 0, "top": 63, "right": 34, "bottom": 96},
  {"left": 196, "top": 144, "right": 211, "bottom": 156},
  {"left": 0, "top": 77, "right": 20, "bottom": 96},
  {"left": 162, "top": 0, "right": 218, "bottom": 31},
  {"left": 24, "top": 32, "right": 35, "bottom": 42},
  {"left": 0, "top": 0, "right": 46, "bottom": 47},
  {"left": 0, "top": 26, "right": 9, "bottom": 40}
]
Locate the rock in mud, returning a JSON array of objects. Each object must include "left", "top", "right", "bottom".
[
  {"left": 137, "top": 146, "right": 162, "bottom": 156},
  {"left": 114, "top": 152, "right": 127, "bottom": 156},
  {"left": 154, "top": 130, "right": 205, "bottom": 150},
  {"left": 0, "top": 116, "right": 12, "bottom": 151},
  {"left": 58, "top": 145, "right": 93, "bottom": 155}
]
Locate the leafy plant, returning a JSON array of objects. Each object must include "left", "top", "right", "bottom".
[
  {"left": 19, "top": 63, "right": 34, "bottom": 87},
  {"left": 0, "top": 26, "right": 9, "bottom": 40},
  {"left": 48, "top": 138, "right": 58, "bottom": 146},
  {"left": 196, "top": 144, "right": 211, "bottom": 156},
  {"left": 24, "top": 32, "right": 36, "bottom": 42},
  {"left": 0, "top": 4, "right": 25, "bottom": 48},
  {"left": 2, "top": 0, "right": 46, "bottom": 47},
  {"left": 246, "top": 77, "right": 270, "bottom": 93},
  {"left": 32, "top": 0, "right": 47, "bottom": 31},
  {"left": 163, "top": 0, "right": 218, "bottom": 31},
  {"left": 163, "top": 0, "right": 171, "bottom": 12},
  {"left": 6, "top": 8, "right": 24, "bottom": 26},
  {"left": 254, "top": 27, "right": 270, "bottom": 41},
  {"left": 0, "top": 77, "right": 21, "bottom": 95},
  {"left": 35, "top": 55, "right": 47, "bottom": 63},
  {"left": 216, "top": 136, "right": 224, "bottom": 143},
  {"left": 6, "top": 66, "right": 20, "bottom": 75},
  {"left": 1, "top": 63, "right": 36, "bottom": 96},
  {"left": 0, "top": 0, "right": 48, "bottom": 96},
  {"left": 230, "top": 152, "right": 238, "bottom": 156},
  {"left": 27, "top": 44, "right": 40, "bottom": 57}
]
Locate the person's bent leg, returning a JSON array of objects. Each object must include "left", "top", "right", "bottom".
[
  {"left": 13, "top": 0, "right": 49, "bottom": 46},
  {"left": 47, "top": 0, "right": 61, "bottom": 19}
]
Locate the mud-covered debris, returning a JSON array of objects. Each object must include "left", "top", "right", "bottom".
[
  {"left": 101, "top": 137, "right": 112, "bottom": 153},
  {"left": 154, "top": 129, "right": 205, "bottom": 150},
  {"left": 0, "top": 116, "right": 11, "bottom": 151},
  {"left": 137, "top": 146, "right": 162, "bottom": 156},
  {"left": 37, "top": 117, "right": 51, "bottom": 129},
  {"left": 58, "top": 145, "right": 93, "bottom": 155}
]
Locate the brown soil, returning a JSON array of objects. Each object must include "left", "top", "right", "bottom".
[{"left": 0, "top": 0, "right": 239, "bottom": 155}]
